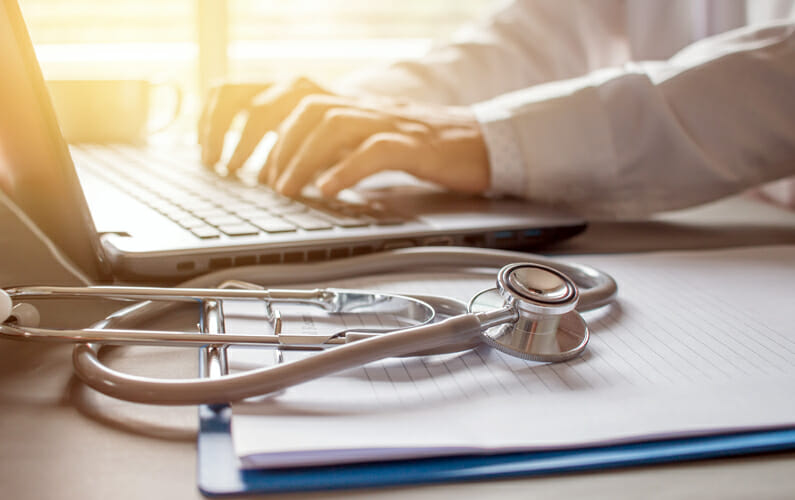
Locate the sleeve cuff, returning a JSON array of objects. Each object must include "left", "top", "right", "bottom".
[
  {"left": 472, "top": 102, "right": 528, "bottom": 198},
  {"left": 471, "top": 71, "right": 620, "bottom": 207}
]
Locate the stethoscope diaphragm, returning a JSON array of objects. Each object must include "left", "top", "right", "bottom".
[{"left": 468, "top": 263, "right": 589, "bottom": 363}]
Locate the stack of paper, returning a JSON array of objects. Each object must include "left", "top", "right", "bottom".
[{"left": 222, "top": 246, "right": 795, "bottom": 469}]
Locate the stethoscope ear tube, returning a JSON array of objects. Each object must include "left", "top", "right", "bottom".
[
  {"left": 171, "top": 247, "right": 617, "bottom": 312},
  {"left": 73, "top": 314, "right": 485, "bottom": 405}
]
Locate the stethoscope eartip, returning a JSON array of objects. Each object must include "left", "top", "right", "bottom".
[
  {"left": 11, "top": 303, "right": 40, "bottom": 328},
  {"left": 0, "top": 291, "right": 40, "bottom": 328},
  {"left": 0, "top": 289, "right": 12, "bottom": 324}
]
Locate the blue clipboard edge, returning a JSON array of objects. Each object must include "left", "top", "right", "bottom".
[{"left": 197, "top": 404, "right": 795, "bottom": 497}]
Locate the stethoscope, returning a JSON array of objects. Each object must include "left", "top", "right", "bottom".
[{"left": 0, "top": 248, "right": 617, "bottom": 405}]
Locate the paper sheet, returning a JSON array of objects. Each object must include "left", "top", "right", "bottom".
[{"left": 223, "top": 246, "right": 795, "bottom": 469}]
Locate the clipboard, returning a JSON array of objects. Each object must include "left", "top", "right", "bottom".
[
  {"left": 196, "top": 249, "right": 795, "bottom": 496},
  {"left": 197, "top": 403, "right": 795, "bottom": 496}
]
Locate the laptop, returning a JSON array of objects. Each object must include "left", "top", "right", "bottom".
[{"left": 0, "top": 0, "right": 585, "bottom": 283}]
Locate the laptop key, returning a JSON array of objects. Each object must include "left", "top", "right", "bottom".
[
  {"left": 148, "top": 199, "right": 178, "bottom": 213},
  {"left": 218, "top": 223, "right": 260, "bottom": 237},
  {"left": 230, "top": 207, "right": 271, "bottom": 219},
  {"left": 268, "top": 202, "right": 308, "bottom": 215},
  {"left": 342, "top": 203, "right": 406, "bottom": 225},
  {"left": 313, "top": 210, "right": 370, "bottom": 228},
  {"left": 192, "top": 207, "right": 230, "bottom": 219},
  {"left": 179, "top": 199, "right": 217, "bottom": 211},
  {"left": 251, "top": 193, "right": 292, "bottom": 208},
  {"left": 161, "top": 205, "right": 190, "bottom": 219},
  {"left": 234, "top": 208, "right": 273, "bottom": 220},
  {"left": 249, "top": 216, "right": 297, "bottom": 233},
  {"left": 190, "top": 226, "right": 221, "bottom": 239},
  {"left": 221, "top": 201, "right": 260, "bottom": 213},
  {"left": 370, "top": 212, "right": 406, "bottom": 225},
  {"left": 175, "top": 215, "right": 206, "bottom": 228},
  {"left": 282, "top": 213, "right": 333, "bottom": 231},
  {"left": 204, "top": 214, "right": 246, "bottom": 227}
]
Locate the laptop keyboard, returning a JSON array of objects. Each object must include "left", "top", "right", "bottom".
[{"left": 72, "top": 145, "right": 405, "bottom": 240}]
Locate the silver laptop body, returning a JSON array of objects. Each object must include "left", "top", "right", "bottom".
[{"left": 0, "top": 0, "right": 585, "bottom": 283}]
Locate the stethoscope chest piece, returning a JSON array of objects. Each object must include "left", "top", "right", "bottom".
[{"left": 468, "top": 263, "right": 589, "bottom": 363}]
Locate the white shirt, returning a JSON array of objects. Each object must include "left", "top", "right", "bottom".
[{"left": 341, "top": 0, "right": 795, "bottom": 218}]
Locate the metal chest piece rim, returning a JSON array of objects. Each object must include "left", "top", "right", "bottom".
[{"left": 468, "top": 263, "right": 589, "bottom": 363}]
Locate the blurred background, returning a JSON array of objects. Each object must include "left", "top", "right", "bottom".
[{"left": 20, "top": 0, "right": 495, "bottom": 134}]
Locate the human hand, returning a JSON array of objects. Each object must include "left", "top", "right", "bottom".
[{"left": 199, "top": 77, "right": 490, "bottom": 198}]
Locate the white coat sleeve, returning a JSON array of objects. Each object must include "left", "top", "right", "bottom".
[
  {"left": 474, "top": 21, "right": 795, "bottom": 217},
  {"left": 336, "top": 0, "right": 629, "bottom": 105}
]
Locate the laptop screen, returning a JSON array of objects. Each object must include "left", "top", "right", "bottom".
[{"left": 0, "top": 0, "right": 109, "bottom": 281}]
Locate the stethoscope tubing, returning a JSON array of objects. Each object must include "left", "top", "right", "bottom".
[
  {"left": 73, "top": 313, "right": 486, "bottom": 404},
  {"left": 179, "top": 247, "right": 616, "bottom": 312}
]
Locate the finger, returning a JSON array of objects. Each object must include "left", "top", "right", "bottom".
[
  {"left": 315, "top": 132, "right": 421, "bottom": 197},
  {"left": 273, "top": 109, "right": 391, "bottom": 196},
  {"left": 260, "top": 94, "right": 353, "bottom": 186},
  {"left": 225, "top": 110, "right": 272, "bottom": 174},
  {"left": 199, "top": 83, "right": 269, "bottom": 164},
  {"left": 224, "top": 82, "right": 303, "bottom": 173},
  {"left": 199, "top": 83, "right": 269, "bottom": 166},
  {"left": 199, "top": 86, "right": 230, "bottom": 165},
  {"left": 224, "top": 79, "right": 334, "bottom": 176},
  {"left": 197, "top": 85, "right": 219, "bottom": 144}
]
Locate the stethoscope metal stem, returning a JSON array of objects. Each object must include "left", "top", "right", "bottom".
[
  {"left": 0, "top": 324, "right": 282, "bottom": 347},
  {"left": 5, "top": 285, "right": 338, "bottom": 309},
  {"left": 473, "top": 306, "right": 517, "bottom": 330},
  {"left": 201, "top": 299, "right": 229, "bottom": 382}
]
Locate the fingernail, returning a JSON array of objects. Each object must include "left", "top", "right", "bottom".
[
  {"left": 201, "top": 149, "right": 213, "bottom": 166},
  {"left": 317, "top": 178, "right": 338, "bottom": 197},
  {"left": 274, "top": 177, "right": 288, "bottom": 195},
  {"left": 277, "top": 179, "right": 300, "bottom": 198}
]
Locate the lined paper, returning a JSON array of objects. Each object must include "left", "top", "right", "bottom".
[{"left": 224, "top": 246, "right": 795, "bottom": 468}]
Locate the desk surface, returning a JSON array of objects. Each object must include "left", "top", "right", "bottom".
[{"left": 1, "top": 195, "right": 794, "bottom": 500}]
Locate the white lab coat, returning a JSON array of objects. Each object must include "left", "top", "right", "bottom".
[{"left": 340, "top": 0, "right": 795, "bottom": 217}]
